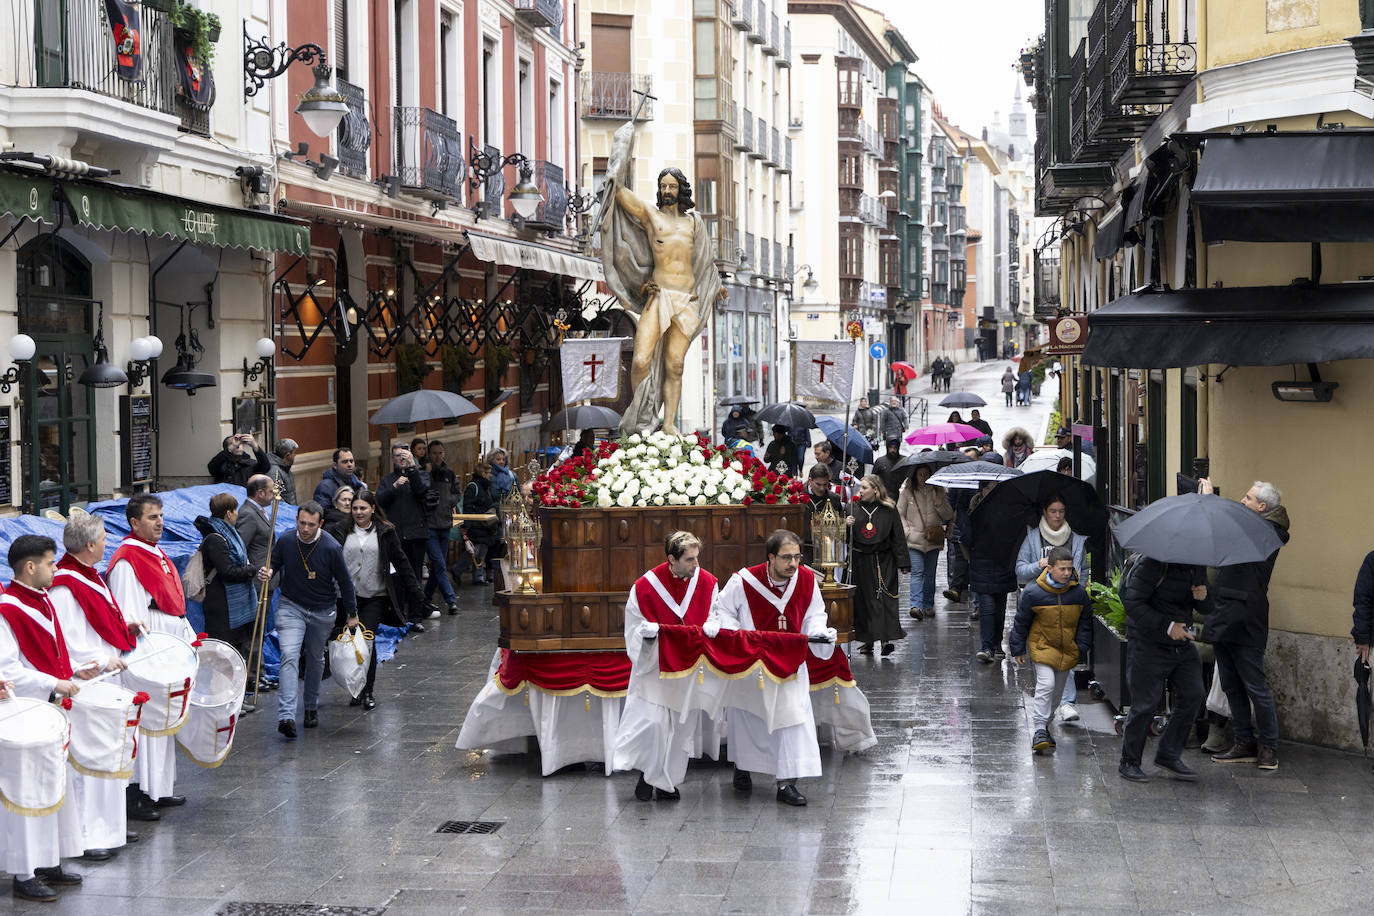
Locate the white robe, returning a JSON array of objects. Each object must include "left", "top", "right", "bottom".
[
  {"left": 456, "top": 649, "right": 625, "bottom": 776},
  {"left": 611, "top": 571, "right": 723, "bottom": 792},
  {"left": 0, "top": 618, "right": 80, "bottom": 876},
  {"left": 107, "top": 554, "right": 194, "bottom": 801},
  {"left": 711, "top": 569, "right": 832, "bottom": 781},
  {"left": 49, "top": 583, "right": 130, "bottom": 852}
]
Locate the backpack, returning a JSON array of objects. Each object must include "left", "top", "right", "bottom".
[{"left": 180, "top": 544, "right": 218, "bottom": 602}]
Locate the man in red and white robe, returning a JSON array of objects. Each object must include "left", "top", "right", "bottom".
[
  {"left": 613, "top": 531, "right": 721, "bottom": 801},
  {"left": 0, "top": 535, "right": 91, "bottom": 902},
  {"left": 106, "top": 494, "right": 194, "bottom": 817},
  {"left": 711, "top": 529, "right": 836, "bottom": 807},
  {"left": 50, "top": 514, "right": 140, "bottom": 859}
]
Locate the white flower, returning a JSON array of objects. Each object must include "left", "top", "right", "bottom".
[
  {"left": 617, "top": 491, "right": 635, "bottom": 508},
  {"left": 628, "top": 433, "right": 642, "bottom": 445},
  {"left": 704, "top": 485, "right": 718, "bottom": 498},
  {"left": 690, "top": 451, "right": 705, "bottom": 465},
  {"left": 683, "top": 433, "right": 698, "bottom": 446},
  {"left": 694, "top": 495, "right": 708, "bottom": 506},
  {"left": 729, "top": 460, "right": 743, "bottom": 472},
  {"left": 686, "top": 485, "right": 701, "bottom": 499},
  {"left": 596, "top": 492, "right": 612, "bottom": 508},
  {"left": 717, "top": 493, "right": 732, "bottom": 505},
  {"left": 651, "top": 495, "right": 664, "bottom": 506}
]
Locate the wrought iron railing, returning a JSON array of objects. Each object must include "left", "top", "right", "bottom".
[
  {"left": 176, "top": 98, "right": 210, "bottom": 137},
  {"left": 480, "top": 144, "right": 505, "bottom": 218},
  {"left": 773, "top": 241, "right": 782, "bottom": 279},
  {"left": 780, "top": 25, "right": 792, "bottom": 67},
  {"left": 1069, "top": 41, "right": 1087, "bottom": 159},
  {"left": 749, "top": 0, "right": 765, "bottom": 42},
  {"left": 780, "top": 137, "right": 792, "bottom": 173},
  {"left": 743, "top": 232, "right": 755, "bottom": 269},
  {"left": 759, "top": 240, "right": 770, "bottom": 277},
  {"left": 738, "top": 108, "right": 754, "bottom": 150},
  {"left": 579, "top": 71, "right": 654, "bottom": 120},
  {"left": 529, "top": 160, "right": 569, "bottom": 232},
  {"left": 337, "top": 79, "right": 371, "bottom": 178},
  {"left": 395, "top": 106, "right": 463, "bottom": 199},
  {"left": 1108, "top": 0, "right": 1196, "bottom": 106},
  {"left": 751, "top": 116, "right": 766, "bottom": 159},
  {"left": 26, "top": 0, "right": 178, "bottom": 116},
  {"left": 513, "top": 0, "right": 564, "bottom": 29},
  {"left": 763, "top": 12, "right": 779, "bottom": 55},
  {"left": 731, "top": 0, "right": 754, "bottom": 32}
]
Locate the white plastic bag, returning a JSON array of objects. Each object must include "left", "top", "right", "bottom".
[
  {"left": 1205, "top": 668, "right": 1231, "bottom": 718},
  {"left": 329, "top": 626, "right": 373, "bottom": 699}
]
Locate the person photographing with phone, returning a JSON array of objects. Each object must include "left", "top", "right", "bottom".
[{"left": 207, "top": 433, "right": 271, "bottom": 489}]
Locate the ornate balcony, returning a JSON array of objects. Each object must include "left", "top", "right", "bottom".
[
  {"left": 527, "top": 160, "right": 569, "bottom": 233},
  {"left": 395, "top": 107, "right": 463, "bottom": 200},
  {"left": 1109, "top": 0, "right": 1196, "bottom": 107},
  {"left": 478, "top": 144, "right": 505, "bottom": 219},
  {"left": 337, "top": 79, "right": 371, "bottom": 178},
  {"left": 580, "top": 72, "right": 654, "bottom": 120},
  {"left": 514, "top": 0, "right": 564, "bottom": 30}
]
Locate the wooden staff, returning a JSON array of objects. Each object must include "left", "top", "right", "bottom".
[{"left": 246, "top": 494, "right": 281, "bottom": 695}]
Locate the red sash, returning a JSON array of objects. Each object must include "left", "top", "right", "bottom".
[
  {"left": 52, "top": 555, "right": 136, "bottom": 651},
  {"left": 0, "top": 582, "right": 74, "bottom": 679},
  {"left": 632, "top": 564, "right": 717, "bottom": 627},
  {"left": 738, "top": 563, "right": 815, "bottom": 633},
  {"left": 109, "top": 536, "right": 186, "bottom": 617}
]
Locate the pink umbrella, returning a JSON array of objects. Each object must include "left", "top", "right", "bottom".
[{"left": 904, "top": 422, "right": 986, "bottom": 446}]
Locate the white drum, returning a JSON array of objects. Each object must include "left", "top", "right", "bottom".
[
  {"left": 67, "top": 681, "right": 140, "bottom": 780},
  {"left": 176, "top": 638, "right": 246, "bottom": 768},
  {"left": 122, "top": 631, "right": 197, "bottom": 737},
  {"left": 0, "top": 696, "right": 69, "bottom": 816}
]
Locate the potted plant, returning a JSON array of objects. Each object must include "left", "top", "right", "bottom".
[
  {"left": 441, "top": 343, "right": 477, "bottom": 394},
  {"left": 170, "top": 3, "right": 220, "bottom": 66},
  {"left": 1087, "top": 568, "right": 1130, "bottom": 712},
  {"left": 394, "top": 342, "right": 429, "bottom": 393}
]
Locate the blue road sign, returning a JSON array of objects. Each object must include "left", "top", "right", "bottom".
[{"left": 870, "top": 341, "right": 887, "bottom": 360}]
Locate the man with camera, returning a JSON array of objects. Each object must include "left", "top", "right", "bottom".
[
  {"left": 378, "top": 445, "right": 432, "bottom": 627},
  {"left": 207, "top": 433, "right": 270, "bottom": 488}
]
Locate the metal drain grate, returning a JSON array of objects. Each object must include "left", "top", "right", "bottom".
[
  {"left": 216, "top": 905, "right": 384, "bottom": 916},
  {"left": 435, "top": 819, "right": 504, "bottom": 835}
]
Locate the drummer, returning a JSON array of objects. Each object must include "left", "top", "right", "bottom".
[
  {"left": 107, "top": 493, "right": 195, "bottom": 820},
  {"left": 49, "top": 512, "right": 139, "bottom": 859},
  {"left": 0, "top": 535, "right": 91, "bottom": 902}
]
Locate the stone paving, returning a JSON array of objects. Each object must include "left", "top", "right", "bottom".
[{"left": 11, "top": 362, "right": 1374, "bottom": 915}]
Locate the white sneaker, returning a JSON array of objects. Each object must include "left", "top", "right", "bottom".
[
  {"left": 1058, "top": 703, "right": 1080, "bottom": 722},
  {"left": 427, "top": 609, "right": 441, "bottom": 619}
]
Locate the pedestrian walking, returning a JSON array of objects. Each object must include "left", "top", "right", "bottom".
[
  {"left": 1117, "top": 557, "right": 1208, "bottom": 783},
  {"left": 763, "top": 425, "right": 800, "bottom": 477},
  {"left": 422, "top": 441, "right": 461, "bottom": 616},
  {"left": 313, "top": 448, "right": 367, "bottom": 506},
  {"left": 846, "top": 475, "right": 909, "bottom": 656},
  {"left": 266, "top": 439, "right": 299, "bottom": 505},
  {"left": 1015, "top": 497, "right": 1091, "bottom": 720},
  {"left": 1199, "top": 478, "right": 1290, "bottom": 771},
  {"left": 1001, "top": 367, "right": 1016, "bottom": 407},
  {"left": 1010, "top": 546, "right": 1092, "bottom": 754},
  {"left": 880, "top": 398, "right": 907, "bottom": 442},
  {"left": 967, "top": 481, "right": 1016, "bottom": 662},
  {"left": 897, "top": 465, "right": 953, "bottom": 621},
  {"left": 194, "top": 494, "right": 269, "bottom": 670},
  {"left": 458, "top": 461, "right": 502, "bottom": 586},
  {"left": 377, "top": 444, "right": 431, "bottom": 623},
  {"left": 271, "top": 500, "right": 356, "bottom": 738},
  {"left": 872, "top": 439, "right": 905, "bottom": 500},
  {"left": 853, "top": 398, "right": 880, "bottom": 445},
  {"left": 1002, "top": 428, "right": 1034, "bottom": 468}
]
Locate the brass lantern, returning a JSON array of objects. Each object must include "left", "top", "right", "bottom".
[
  {"left": 811, "top": 500, "right": 846, "bottom": 585},
  {"left": 505, "top": 496, "right": 543, "bottom": 594}
]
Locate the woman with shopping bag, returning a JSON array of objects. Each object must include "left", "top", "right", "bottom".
[{"left": 327, "top": 492, "right": 423, "bottom": 710}]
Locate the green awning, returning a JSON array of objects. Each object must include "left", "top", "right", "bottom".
[
  {"left": 59, "top": 181, "right": 310, "bottom": 255},
  {"left": 0, "top": 172, "right": 52, "bottom": 223}
]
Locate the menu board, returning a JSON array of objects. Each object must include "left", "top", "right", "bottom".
[
  {"left": 0, "top": 407, "right": 10, "bottom": 505},
  {"left": 120, "top": 394, "right": 153, "bottom": 487}
]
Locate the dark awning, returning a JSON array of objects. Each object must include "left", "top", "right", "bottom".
[
  {"left": 1192, "top": 133, "right": 1374, "bottom": 243},
  {"left": 1081, "top": 284, "right": 1374, "bottom": 368},
  {"left": 1093, "top": 205, "right": 1126, "bottom": 260}
]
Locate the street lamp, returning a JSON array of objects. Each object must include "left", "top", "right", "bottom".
[
  {"left": 243, "top": 30, "right": 347, "bottom": 138},
  {"left": 468, "top": 140, "right": 544, "bottom": 220},
  {"left": 0, "top": 335, "right": 36, "bottom": 394},
  {"left": 243, "top": 337, "right": 277, "bottom": 387},
  {"left": 77, "top": 302, "right": 129, "bottom": 389},
  {"left": 125, "top": 335, "right": 163, "bottom": 389}
]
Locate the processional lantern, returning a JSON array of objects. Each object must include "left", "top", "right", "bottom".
[{"left": 811, "top": 500, "right": 846, "bottom": 585}]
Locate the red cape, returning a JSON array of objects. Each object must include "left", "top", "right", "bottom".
[
  {"left": 109, "top": 536, "right": 186, "bottom": 617},
  {"left": 53, "top": 555, "right": 136, "bottom": 651},
  {"left": 0, "top": 582, "right": 74, "bottom": 679}
]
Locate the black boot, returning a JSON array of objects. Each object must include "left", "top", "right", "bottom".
[{"left": 125, "top": 785, "right": 159, "bottom": 822}]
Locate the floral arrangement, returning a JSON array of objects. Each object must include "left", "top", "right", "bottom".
[{"left": 531, "top": 432, "right": 807, "bottom": 508}]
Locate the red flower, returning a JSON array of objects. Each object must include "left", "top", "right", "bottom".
[
  {"left": 742, "top": 496, "right": 753, "bottom": 506},
  {"left": 60, "top": 697, "right": 72, "bottom": 710},
  {"left": 766, "top": 471, "right": 778, "bottom": 482},
  {"left": 851, "top": 494, "right": 860, "bottom": 502},
  {"left": 191, "top": 639, "right": 203, "bottom": 648},
  {"left": 196, "top": 631, "right": 208, "bottom": 640},
  {"left": 132, "top": 692, "right": 151, "bottom": 705},
  {"left": 764, "top": 494, "right": 778, "bottom": 504}
]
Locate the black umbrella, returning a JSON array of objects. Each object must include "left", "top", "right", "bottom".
[
  {"left": 755, "top": 400, "right": 815, "bottom": 428},
  {"left": 1357, "top": 658, "right": 1372, "bottom": 754},
  {"left": 718, "top": 395, "right": 758, "bottom": 407},
  {"left": 894, "top": 450, "right": 973, "bottom": 472},
  {"left": 545, "top": 405, "right": 622, "bottom": 430},
  {"left": 970, "top": 470, "right": 1107, "bottom": 570},
  {"left": 369, "top": 389, "right": 480, "bottom": 426},
  {"left": 1113, "top": 493, "right": 1285, "bottom": 566},
  {"left": 939, "top": 391, "right": 987, "bottom": 408}
]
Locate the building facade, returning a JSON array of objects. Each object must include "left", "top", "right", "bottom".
[{"left": 1032, "top": 0, "right": 1374, "bottom": 748}]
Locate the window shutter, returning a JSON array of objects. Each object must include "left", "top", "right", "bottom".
[{"left": 333, "top": 0, "right": 349, "bottom": 79}]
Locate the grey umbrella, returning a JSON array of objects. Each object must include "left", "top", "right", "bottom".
[
  {"left": 369, "top": 388, "right": 481, "bottom": 426},
  {"left": 893, "top": 450, "right": 973, "bottom": 472},
  {"left": 545, "top": 405, "right": 622, "bottom": 430},
  {"left": 939, "top": 391, "right": 987, "bottom": 408},
  {"left": 1113, "top": 493, "right": 1284, "bottom": 566}
]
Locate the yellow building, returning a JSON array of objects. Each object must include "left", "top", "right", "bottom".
[{"left": 1033, "top": 0, "right": 1374, "bottom": 748}]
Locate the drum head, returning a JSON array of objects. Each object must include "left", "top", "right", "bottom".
[
  {"left": 73, "top": 681, "right": 135, "bottom": 711},
  {"left": 190, "top": 638, "right": 247, "bottom": 706},
  {"left": 0, "top": 696, "right": 66, "bottom": 746},
  {"left": 126, "top": 631, "right": 197, "bottom": 680}
]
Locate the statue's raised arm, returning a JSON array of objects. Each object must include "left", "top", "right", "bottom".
[{"left": 596, "top": 119, "right": 720, "bottom": 438}]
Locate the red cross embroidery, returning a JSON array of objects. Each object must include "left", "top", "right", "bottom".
[
  {"left": 168, "top": 677, "right": 193, "bottom": 721},
  {"left": 812, "top": 353, "right": 834, "bottom": 383},
  {"left": 216, "top": 714, "right": 237, "bottom": 750},
  {"left": 584, "top": 353, "right": 604, "bottom": 383}
]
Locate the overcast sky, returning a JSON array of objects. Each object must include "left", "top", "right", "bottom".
[{"left": 873, "top": 0, "right": 1043, "bottom": 139}]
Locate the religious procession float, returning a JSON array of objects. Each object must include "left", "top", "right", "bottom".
[{"left": 454, "top": 432, "right": 869, "bottom": 774}]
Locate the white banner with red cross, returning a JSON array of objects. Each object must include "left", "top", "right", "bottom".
[
  {"left": 560, "top": 338, "right": 627, "bottom": 404},
  {"left": 793, "top": 340, "right": 855, "bottom": 404}
]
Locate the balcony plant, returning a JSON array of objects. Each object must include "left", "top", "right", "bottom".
[
  {"left": 441, "top": 343, "right": 477, "bottom": 394},
  {"left": 170, "top": 4, "right": 221, "bottom": 66},
  {"left": 394, "top": 342, "right": 430, "bottom": 394}
]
